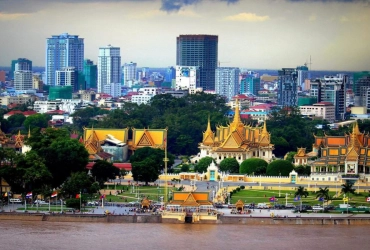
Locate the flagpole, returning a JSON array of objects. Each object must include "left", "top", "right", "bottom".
[
  {"left": 80, "top": 191, "right": 82, "bottom": 213},
  {"left": 163, "top": 129, "right": 168, "bottom": 204}
]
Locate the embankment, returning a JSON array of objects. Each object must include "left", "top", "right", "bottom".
[{"left": 1, "top": 213, "right": 370, "bottom": 225}]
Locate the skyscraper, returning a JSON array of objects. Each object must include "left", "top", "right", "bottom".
[
  {"left": 310, "top": 74, "right": 347, "bottom": 120},
  {"left": 122, "top": 62, "right": 137, "bottom": 87},
  {"left": 215, "top": 67, "right": 240, "bottom": 101},
  {"left": 55, "top": 67, "right": 77, "bottom": 91},
  {"left": 46, "top": 33, "right": 84, "bottom": 86},
  {"left": 176, "top": 35, "right": 218, "bottom": 91},
  {"left": 14, "top": 70, "right": 33, "bottom": 91},
  {"left": 84, "top": 59, "right": 97, "bottom": 89},
  {"left": 277, "top": 68, "right": 298, "bottom": 106},
  {"left": 11, "top": 58, "right": 32, "bottom": 80},
  {"left": 97, "top": 45, "right": 121, "bottom": 93}
]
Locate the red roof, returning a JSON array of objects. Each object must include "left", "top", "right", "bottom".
[
  {"left": 250, "top": 103, "right": 275, "bottom": 110},
  {"left": 5, "top": 110, "right": 37, "bottom": 116},
  {"left": 23, "top": 110, "right": 37, "bottom": 116},
  {"left": 46, "top": 110, "right": 65, "bottom": 115},
  {"left": 86, "top": 162, "right": 132, "bottom": 171}
]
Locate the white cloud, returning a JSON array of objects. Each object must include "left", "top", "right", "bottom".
[
  {"left": 0, "top": 13, "right": 29, "bottom": 20},
  {"left": 224, "top": 12, "right": 270, "bottom": 22}
]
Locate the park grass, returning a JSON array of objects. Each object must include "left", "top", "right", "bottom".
[
  {"left": 102, "top": 185, "right": 178, "bottom": 203},
  {"left": 230, "top": 189, "right": 370, "bottom": 207}
]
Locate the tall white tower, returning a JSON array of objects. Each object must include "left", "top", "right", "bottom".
[
  {"left": 98, "top": 45, "right": 121, "bottom": 93},
  {"left": 123, "top": 62, "right": 137, "bottom": 87}
]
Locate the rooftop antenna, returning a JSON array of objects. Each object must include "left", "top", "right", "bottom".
[{"left": 309, "top": 55, "right": 312, "bottom": 71}]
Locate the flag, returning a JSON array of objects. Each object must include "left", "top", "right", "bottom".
[
  {"left": 76, "top": 194, "right": 80, "bottom": 199},
  {"left": 366, "top": 197, "right": 370, "bottom": 202},
  {"left": 269, "top": 197, "right": 276, "bottom": 202},
  {"left": 26, "top": 192, "right": 32, "bottom": 198},
  {"left": 294, "top": 196, "right": 301, "bottom": 201},
  {"left": 318, "top": 197, "right": 324, "bottom": 201},
  {"left": 100, "top": 194, "right": 106, "bottom": 199},
  {"left": 51, "top": 191, "right": 57, "bottom": 198}
]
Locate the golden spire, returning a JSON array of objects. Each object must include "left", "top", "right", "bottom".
[
  {"left": 261, "top": 120, "right": 268, "bottom": 136},
  {"left": 230, "top": 97, "right": 242, "bottom": 131},
  {"left": 206, "top": 115, "right": 212, "bottom": 134},
  {"left": 349, "top": 121, "right": 362, "bottom": 150}
]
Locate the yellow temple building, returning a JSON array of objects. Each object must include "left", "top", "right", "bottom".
[
  {"left": 191, "top": 98, "right": 274, "bottom": 166},
  {"left": 83, "top": 127, "right": 167, "bottom": 162},
  {"left": 308, "top": 122, "right": 370, "bottom": 176}
]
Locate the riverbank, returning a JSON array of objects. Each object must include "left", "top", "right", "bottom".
[{"left": 2, "top": 212, "right": 370, "bottom": 225}]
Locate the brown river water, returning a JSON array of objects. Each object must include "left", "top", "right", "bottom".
[{"left": 0, "top": 220, "right": 368, "bottom": 250}]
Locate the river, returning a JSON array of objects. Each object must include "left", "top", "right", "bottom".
[{"left": 0, "top": 220, "right": 368, "bottom": 250}]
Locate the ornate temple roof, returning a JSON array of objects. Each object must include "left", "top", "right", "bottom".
[{"left": 201, "top": 97, "right": 273, "bottom": 152}]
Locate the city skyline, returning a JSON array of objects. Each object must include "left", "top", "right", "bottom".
[{"left": 0, "top": 0, "right": 369, "bottom": 71}]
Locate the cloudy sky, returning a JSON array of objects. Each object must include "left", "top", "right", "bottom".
[{"left": 0, "top": 0, "right": 369, "bottom": 70}]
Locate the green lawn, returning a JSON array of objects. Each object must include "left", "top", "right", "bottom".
[
  {"left": 101, "top": 185, "right": 178, "bottom": 203},
  {"left": 230, "top": 189, "right": 370, "bottom": 207}
]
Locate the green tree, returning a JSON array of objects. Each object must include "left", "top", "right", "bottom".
[
  {"left": 295, "top": 165, "right": 311, "bottom": 176},
  {"left": 219, "top": 158, "right": 239, "bottom": 173},
  {"left": 0, "top": 151, "right": 52, "bottom": 198},
  {"left": 180, "top": 164, "right": 190, "bottom": 172},
  {"left": 61, "top": 171, "right": 93, "bottom": 197},
  {"left": 294, "top": 186, "right": 309, "bottom": 198},
  {"left": 239, "top": 158, "right": 268, "bottom": 175},
  {"left": 284, "top": 151, "right": 296, "bottom": 163},
  {"left": 129, "top": 147, "right": 174, "bottom": 171},
  {"left": 27, "top": 128, "right": 89, "bottom": 188},
  {"left": 341, "top": 182, "right": 355, "bottom": 198},
  {"left": 23, "top": 113, "right": 49, "bottom": 130},
  {"left": 266, "top": 160, "right": 294, "bottom": 176},
  {"left": 7, "top": 113, "right": 26, "bottom": 128},
  {"left": 91, "top": 160, "right": 119, "bottom": 188},
  {"left": 131, "top": 158, "right": 159, "bottom": 185},
  {"left": 195, "top": 156, "right": 214, "bottom": 173},
  {"left": 316, "top": 186, "right": 330, "bottom": 205}
]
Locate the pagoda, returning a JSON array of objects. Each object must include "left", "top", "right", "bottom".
[
  {"left": 193, "top": 98, "right": 274, "bottom": 164},
  {"left": 309, "top": 122, "right": 370, "bottom": 176}
]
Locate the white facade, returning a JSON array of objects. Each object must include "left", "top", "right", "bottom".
[
  {"left": 103, "top": 82, "right": 121, "bottom": 98},
  {"left": 33, "top": 99, "right": 88, "bottom": 114},
  {"left": 175, "top": 66, "right": 199, "bottom": 90},
  {"left": 131, "top": 94, "right": 153, "bottom": 105},
  {"left": 299, "top": 102, "right": 336, "bottom": 122},
  {"left": 14, "top": 70, "right": 33, "bottom": 91},
  {"left": 55, "top": 67, "right": 76, "bottom": 88},
  {"left": 123, "top": 62, "right": 137, "bottom": 87},
  {"left": 98, "top": 45, "right": 121, "bottom": 93},
  {"left": 215, "top": 67, "right": 240, "bottom": 101}
]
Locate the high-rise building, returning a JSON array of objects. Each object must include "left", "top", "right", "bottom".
[
  {"left": 310, "top": 74, "right": 348, "bottom": 120},
  {"left": 46, "top": 33, "right": 84, "bottom": 86},
  {"left": 175, "top": 66, "right": 200, "bottom": 91},
  {"left": 165, "top": 66, "right": 176, "bottom": 83},
  {"left": 14, "top": 70, "right": 33, "bottom": 91},
  {"left": 215, "top": 67, "right": 240, "bottom": 101},
  {"left": 32, "top": 74, "right": 43, "bottom": 91},
  {"left": 11, "top": 58, "right": 32, "bottom": 80},
  {"left": 84, "top": 59, "right": 97, "bottom": 89},
  {"left": 97, "top": 45, "right": 121, "bottom": 93},
  {"left": 353, "top": 71, "right": 370, "bottom": 106},
  {"left": 240, "top": 71, "right": 260, "bottom": 96},
  {"left": 277, "top": 68, "right": 298, "bottom": 106},
  {"left": 176, "top": 35, "right": 218, "bottom": 91},
  {"left": 296, "top": 65, "right": 309, "bottom": 91},
  {"left": 55, "top": 67, "right": 77, "bottom": 91},
  {"left": 122, "top": 62, "right": 137, "bottom": 87}
]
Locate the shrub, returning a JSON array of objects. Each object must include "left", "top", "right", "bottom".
[
  {"left": 266, "top": 159, "right": 294, "bottom": 176},
  {"left": 240, "top": 185, "right": 245, "bottom": 190},
  {"left": 240, "top": 158, "right": 268, "bottom": 175}
]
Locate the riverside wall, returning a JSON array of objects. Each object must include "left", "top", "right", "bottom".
[{"left": 2, "top": 213, "right": 370, "bottom": 225}]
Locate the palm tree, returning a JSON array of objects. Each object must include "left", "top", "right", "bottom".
[
  {"left": 295, "top": 186, "right": 309, "bottom": 198},
  {"left": 316, "top": 186, "right": 330, "bottom": 206},
  {"left": 341, "top": 182, "right": 355, "bottom": 199},
  {"left": 294, "top": 186, "right": 309, "bottom": 210}
]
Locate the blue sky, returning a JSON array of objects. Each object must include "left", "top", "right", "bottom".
[{"left": 0, "top": 0, "right": 369, "bottom": 70}]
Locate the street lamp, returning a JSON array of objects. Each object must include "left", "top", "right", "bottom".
[
  {"left": 279, "top": 172, "right": 281, "bottom": 197},
  {"left": 157, "top": 186, "right": 160, "bottom": 202}
]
